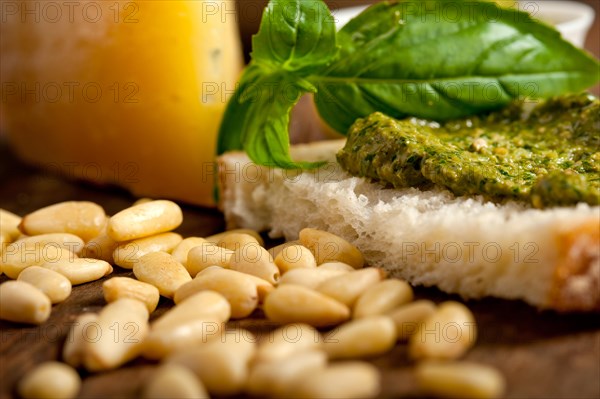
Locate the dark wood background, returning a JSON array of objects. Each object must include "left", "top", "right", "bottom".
[{"left": 1, "top": 1, "right": 600, "bottom": 398}]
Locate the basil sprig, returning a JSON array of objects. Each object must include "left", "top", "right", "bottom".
[
  {"left": 217, "top": 0, "right": 600, "bottom": 169},
  {"left": 217, "top": 0, "right": 338, "bottom": 169}
]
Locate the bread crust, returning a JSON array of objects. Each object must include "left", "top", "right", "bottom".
[
  {"left": 551, "top": 220, "right": 600, "bottom": 312},
  {"left": 218, "top": 140, "right": 600, "bottom": 312}
]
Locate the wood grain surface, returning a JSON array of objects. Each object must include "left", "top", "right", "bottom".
[
  {"left": 1, "top": 2, "right": 600, "bottom": 395},
  {"left": 1, "top": 142, "right": 600, "bottom": 399}
]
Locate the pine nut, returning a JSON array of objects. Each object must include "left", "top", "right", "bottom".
[
  {"left": 186, "top": 243, "right": 233, "bottom": 276},
  {"left": 133, "top": 198, "right": 153, "bottom": 206},
  {"left": 1, "top": 232, "right": 11, "bottom": 255},
  {"left": 267, "top": 240, "right": 300, "bottom": 259},
  {"left": 274, "top": 244, "right": 317, "bottom": 274},
  {"left": 236, "top": 269, "right": 275, "bottom": 302},
  {"left": 1, "top": 208, "right": 22, "bottom": 240},
  {"left": 2, "top": 244, "right": 76, "bottom": 279},
  {"left": 247, "top": 350, "right": 327, "bottom": 397},
  {"left": 152, "top": 291, "right": 231, "bottom": 330},
  {"left": 19, "top": 201, "right": 106, "bottom": 241},
  {"left": 216, "top": 232, "right": 260, "bottom": 251},
  {"left": 171, "top": 237, "right": 207, "bottom": 267},
  {"left": 166, "top": 330, "right": 256, "bottom": 396},
  {"left": 133, "top": 251, "right": 191, "bottom": 299},
  {"left": 264, "top": 285, "right": 350, "bottom": 327},
  {"left": 107, "top": 200, "right": 183, "bottom": 241},
  {"left": 63, "top": 313, "right": 99, "bottom": 367},
  {"left": 409, "top": 301, "right": 477, "bottom": 360},
  {"left": 317, "top": 268, "right": 386, "bottom": 307},
  {"left": 415, "top": 361, "right": 505, "bottom": 399},
  {"left": 389, "top": 300, "right": 437, "bottom": 340},
  {"left": 214, "top": 328, "right": 258, "bottom": 362},
  {"left": 318, "top": 261, "right": 355, "bottom": 272},
  {"left": 229, "top": 244, "right": 280, "bottom": 284},
  {"left": 1, "top": 233, "right": 13, "bottom": 252},
  {"left": 18, "top": 266, "right": 72, "bottom": 304},
  {"left": 0, "top": 281, "right": 51, "bottom": 324},
  {"left": 323, "top": 316, "right": 396, "bottom": 359},
  {"left": 143, "top": 364, "right": 209, "bottom": 399},
  {"left": 143, "top": 318, "right": 223, "bottom": 360},
  {"left": 206, "top": 229, "right": 264, "bottom": 246},
  {"left": 15, "top": 234, "right": 84, "bottom": 256},
  {"left": 112, "top": 232, "right": 182, "bottom": 269},
  {"left": 197, "top": 265, "right": 273, "bottom": 302},
  {"left": 278, "top": 268, "right": 347, "bottom": 290},
  {"left": 103, "top": 277, "right": 160, "bottom": 313},
  {"left": 293, "top": 362, "right": 380, "bottom": 399},
  {"left": 43, "top": 258, "right": 113, "bottom": 285},
  {"left": 353, "top": 279, "right": 413, "bottom": 319},
  {"left": 255, "top": 323, "right": 322, "bottom": 362},
  {"left": 17, "top": 361, "right": 81, "bottom": 399},
  {"left": 84, "top": 298, "right": 149, "bottom": 371},
  {"left": 299, "top": 228, "right": 365, "bottom": 269},
  {"left": 80, "top": 233, "right": 119, "bottom": 263},
  {"left": 174, "top": 267, "right": 259, "bottom": 318}
]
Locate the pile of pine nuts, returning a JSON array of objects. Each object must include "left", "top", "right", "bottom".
[{"left": 0, "top": 201, "right": 505, "bottom": 399}]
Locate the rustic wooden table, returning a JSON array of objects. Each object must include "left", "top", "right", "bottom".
[
  {"left": 1, "top": 141, "right": 600, "bottom": 399},
  {"left": 2, "top": 1, "right": 600, "bottom": 395}
]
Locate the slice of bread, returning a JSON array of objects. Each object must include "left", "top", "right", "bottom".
[{"left": 218, "top": 140, "right": 600, "bottom": 312}]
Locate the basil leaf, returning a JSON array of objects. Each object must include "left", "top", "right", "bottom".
[
  {"left": 252, "top": 0, "right": 339, "bottom": 74},
  {"left": 243, "top": 72, "right": 323, "bottom": 169},
  {"left": 217, "top": 0, "right": 337, "bottom": 169},
  {"left": 312, "top": 0, "right": 600, "bottom": 133},
  {"left": 218, "top": 0, "right": 599, "bottom": 170},
  {"left": 216, "top": 64, "right": 263, "bottom": 155}
]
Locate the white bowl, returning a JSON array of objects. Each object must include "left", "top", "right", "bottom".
[
  {"left": 532, "top": 0, "right": 595, "bottom": 47},
  {"left": 332, "top": 5, "right": 368, "bottom": 29},
  {"left": 333, "top": 1, "right": 595, "bottom": 48}
]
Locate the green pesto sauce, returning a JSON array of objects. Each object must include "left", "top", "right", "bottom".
[{"left": 337, "top": 93, "right": 599, "bottom": 208}]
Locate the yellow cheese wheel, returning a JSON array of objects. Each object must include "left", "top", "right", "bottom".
[{"left": 0, "top": 0, "right": 242, "bottom": 207}]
